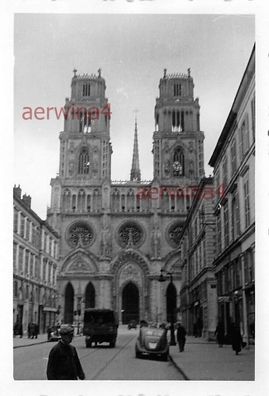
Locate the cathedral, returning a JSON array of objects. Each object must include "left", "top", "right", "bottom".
[{"left": 47, "top": 67, "right": 205, "bottom": 325}]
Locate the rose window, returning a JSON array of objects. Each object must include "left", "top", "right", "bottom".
[
  {"left": 118, "top": 222, "right": 143, "bottom": 248},
  {"left": 67, "top": 222, "right": 94, "bottom": 248},
  {"left": 167, "top": 222, "right": 183, "bottom": 248}
]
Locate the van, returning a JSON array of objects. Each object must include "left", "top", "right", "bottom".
[{"left": 83, "top": 308, "right": 118, "bottom": 348}]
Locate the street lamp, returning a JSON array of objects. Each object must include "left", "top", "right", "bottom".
[{"left": 158, "top": 269, "right": 177, "bottom": 346}]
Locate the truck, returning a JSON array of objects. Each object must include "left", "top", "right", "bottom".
[{"left": 83, "top": 308, "right": 118, "bottom": 348}]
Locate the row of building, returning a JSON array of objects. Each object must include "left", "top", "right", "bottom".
[
  {"left": 13, "top": 46, "right": 255, "bottom": 344},
  {"left": 179, "top": 46, "right": 255, "bottom": 343}
]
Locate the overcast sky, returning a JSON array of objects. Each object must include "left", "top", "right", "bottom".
[{"left": 14, "top": 14, "right": 254, "bottom": 218}]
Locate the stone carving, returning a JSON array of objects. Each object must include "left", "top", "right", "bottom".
[
  {"left": 152, "top": 225, "right": 161, "bottom": 258},
  {"left": 164, "top": 160, "right": 170, "bottom": 175},
  {"left": 68, "top": 260, "right": 89, "bottom": 272},
  {"left": 100, "top": 225, "right": 112, "bottom": 256},
  {"left": 119, "top": 263, "right": 142, "bottom": 286}
]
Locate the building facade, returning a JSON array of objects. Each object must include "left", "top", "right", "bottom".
[
  {"left": 179, "top": 177, "right": 217, "bottom": 339},
  {"left": 209, "top": 46, "right": 255, "bottom": 344},
  {"left": 47, "top": 68, "right": 205, "bottom": 325},
  {"left": 13, "top": 186, "right": 60, "bottom": 335}
]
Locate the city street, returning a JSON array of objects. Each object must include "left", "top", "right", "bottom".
[{"left": 13, "top": 327, "right": 183, "bottom": 380}]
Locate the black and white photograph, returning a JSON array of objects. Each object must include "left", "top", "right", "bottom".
[{"left": 1, "top": 1, "right": 269, "bottom": 395}]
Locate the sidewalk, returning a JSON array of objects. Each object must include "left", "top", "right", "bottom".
[
  {"left": 169, "top": 336, "right": 255, "bottom": 380},
  {"left": 13, "top": 333, "right": 50, "bottom": 348}
]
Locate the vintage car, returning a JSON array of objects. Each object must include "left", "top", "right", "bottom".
[
  {"left": 128, "top": 320, "right": 137, "bottom": 330},
  {"left": 135, "top": 326, "right": 169, "bottom": 361},
  {"left": 47, "top": 326, "right": 61, "bottom": 342}
]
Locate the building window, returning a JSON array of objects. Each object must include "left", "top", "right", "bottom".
[
  {"left": 174, "top": 83, "right": 181, "bottom": 97},
  {"left": 222, "top": 156, "right": 228, "bottom": 187},
  {"left": 79, "top": 110, "right": 92, "bottom": 133},
  {"left": 13, "top": 243, "right": 17, "bottom": 271},
  {"left": 25, "top": 218, "right": 30, "bottom": 240},
  {"left": 78, "top": 148, "right": 90, "bottom": 174},
  {"left": 14, "top": 208, "right": 18, "bottom": 233},
  {"left": 243, "top": 176, "right": 250, "bottom": 228},
  {"left": 14, "top": 281, "right": 18, "bottom": 298},
  {"left": 25, "top": 250, "right": 29, "bottom": 275},
  {"left": 82, "top": 83, "right": 91, "bottom": 97},
  {"left": 172, "top": 110, "right": 183, "bottom": 132},
  {"left": 230, "top": 138, "right": 237, "bottom": 176},
  {"left": 231, "top": 190, "right": 240, "bottom": 240},
  {"left": 42, "top": 259, "right": 46, "bottom": 281},
  {"left": 244, "top": 249, "right": 255, "bottom": 285},
  {"left": 223, "top": 202, "right": 229, "bottom": 247},
  {"left": 20, "top": 214, "right": 25, "bottom": 237},
  {"left": 18, "top": 246, "right": 24, "bottom": 273},
  {"left": 240, "top": 116, "right": 250, "bottom": 158},
  {"left": 173, "top": 147, "right": 184, "bottom": 176},
  {"left": 251, "top": 97, "right": 255, "bottom": 139}
]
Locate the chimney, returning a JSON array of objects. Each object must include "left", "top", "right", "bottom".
[
  {"left": 13, "top": 185, "right": 22, "bottom": 199},
  {"left": 22, "top": 194, "right": 31, "bottom": 209}
]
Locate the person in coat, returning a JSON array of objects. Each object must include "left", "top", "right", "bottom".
[
  {"left": 176, "top": 323, "right": 186, "bottom": 352},
  {"left": 47, "top": 326, "right": 85, "bottom": 380},
  {"left": 215, "top": 321, "right": 225, "bottom": 347},
  {"left": 230, "top": 323, "right": 243, "bottom": 355}
]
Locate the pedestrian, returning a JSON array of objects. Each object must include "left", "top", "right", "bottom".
[
  {"left": 230, "top": 323, "right": 243, "bottom": 355},
  {"left": 34, "top": 323, "right": 39, "bottom": 339},
  {"left": 215, "top": 320, "right": 225, "bottom": 347},
  {"left": 176, "top": 322, "right": 186, "bottom": 352},
  {"left": 47, "top": 326, "right": 85, "bottom": 380},
  {"left": 29, "top": 322, "right": 35, "bottom": 339}
]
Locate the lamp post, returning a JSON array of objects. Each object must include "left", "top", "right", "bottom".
[{"left": 158, "top": 269, "right": 177, "bottom": 346}]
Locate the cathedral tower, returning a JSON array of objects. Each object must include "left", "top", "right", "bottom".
[{"left": 153, "top": 68, "right": 205, "bottom": 184}]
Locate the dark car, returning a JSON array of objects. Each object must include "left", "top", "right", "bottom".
[
  {"left": 83, "top": 309, "right": 118, "bottom": 348},
  {"left": 135, "top": 326, "right": 169, "bottom": 361},
  {"left": 128, "top": 320, "right": 137, "bottom": 330},
  {"left": 47, "top": 326, "right": 61, "bottom": 342}
]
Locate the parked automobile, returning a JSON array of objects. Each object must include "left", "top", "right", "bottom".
[
  {"left": 128, "top": 320, "right": 137, "bottom": 330},
  {"left": 83, "top": 308, "right": 118, "bottom": 348},
  {"left": 47, "top": 326, "right": 61, "bottom": 342},
  {"left": 135, "top": 326, "right": 169, "bottom": 361}
]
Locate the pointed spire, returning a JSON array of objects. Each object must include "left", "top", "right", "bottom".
[{"left": 130, "top": 114, "right": 141, "bottom": 182}]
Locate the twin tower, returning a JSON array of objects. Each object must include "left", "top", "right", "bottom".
[{"left": 47, "top": 68, "right": 205, "bottom": 325}]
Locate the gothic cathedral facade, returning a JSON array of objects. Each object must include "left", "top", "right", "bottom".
[{"left": 47, "top": 68, "right": 205, "bottom": 324}]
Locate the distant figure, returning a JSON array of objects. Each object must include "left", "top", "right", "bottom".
[
  {"left": 196, "top": 317, "right": 203, "bottom": 337},
  {"left": 215, "top": 321, "right": 225, "bottom": 347},
  {"left": 193, "top": 322, "right": 197, "bottom": 337},
  {"left": 34, "top": 323, "right": 39, "bottom": 339},
  {"left": 176, "top": 323, "right": 186, "bottom": 352},
  {"left": 140, "top": 320, "right": 148, "bottom": 328},
  {"left": 29, "top": 322, "right": 36, "bottom": 339},
  {"left": 47, "top": 326, "right": 85, "bottom": 380},
  {"left": 230, "top": 323, "right": 243, "bottom": 355}
]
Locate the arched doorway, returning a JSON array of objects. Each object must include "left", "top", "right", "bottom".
[
  {"left": 64, "top": 282, "right": 74, "bottom": 324},
  {"left": 85, "top": 282, "right": 95, "bottom": 308},
  {"left": 166, "top": 282, "right": 177, "bottom": 323},
  {"left": 122, "top": 282, "right": 139, "bottom": 324}
]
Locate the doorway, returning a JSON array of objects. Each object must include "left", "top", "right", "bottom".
[
  {"left": 122, "top": 282, "right": 139, "bottom": 324},
  {"left": 64, "top": 282, "right": 74, "bottom": 324}
]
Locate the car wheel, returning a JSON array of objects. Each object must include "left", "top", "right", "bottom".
[
  {"left": 161, "top": 353, "right": 168, "bottom": 361},
  {"left": 86, "top": 340, "right": 92, "bottom": 348},
  {"left": 110, "top": 340, "right": 116, "bottom": 348}
]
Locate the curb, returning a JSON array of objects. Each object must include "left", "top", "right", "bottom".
[
  {"left": 168, "top": 354, "right": 189, "bottom": 380},
  {"left": 13, "top": 334, "right": 81, "bottom": 349},
  {"left": 14, "top": 340, "right": 48, "bottom": 349}
]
